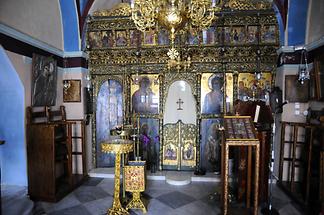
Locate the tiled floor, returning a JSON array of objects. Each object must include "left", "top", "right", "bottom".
[{"left": 2, "top": 177, "right": 304, "bottom": 215}]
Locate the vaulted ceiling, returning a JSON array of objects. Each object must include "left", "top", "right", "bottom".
[{"left": 0, "top": 0, "right": 320, "bottom": 52}]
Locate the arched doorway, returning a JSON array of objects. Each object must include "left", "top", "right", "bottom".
[
  {"left": 0, "top": 47, "right": 27, "bottom": 185},
  {"left": 163, "top": 80, "right": 197, "bottom": 170}
]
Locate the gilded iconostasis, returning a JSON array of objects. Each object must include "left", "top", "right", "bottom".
[{"left": 86, "top": 1, "right": 279, "bottom": 172}]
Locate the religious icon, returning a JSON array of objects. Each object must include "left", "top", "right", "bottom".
[
  {"left": 143, "top": 29, "right": 155, "bottom": 45},
  {"left": 216, "top": 27, "right": 224, "bottom": 44},
  {"left": 285, "top": 75, "right": 309, "bottom": 102},
  {"left": 231, "top": 26, "right": 246, "bottom": 44},
  {"left": 238, "top": 80, "right": 251, "bottom": 101},
  {"left": 115, "top": 30, "right": 127, "bottom": 47},
  {"left": 174, "top": 34, "right": 182, "bottom": 45},
  {"left": 130, "top": 29, "right": 141, "bottom": 47},
  {"left": 139, "top": 118, "right": 159, "bottom": 172},
  {"left": 224, "top": 27, "right": 231, "bottom": 44},
  {"left": 200, "top": 119, "right": 223, "bottom": 172},
  {"left": 101, "top": 30, "right": 114, "bottom": 47},
  {"left": 131, "top": 75, "right": 159, "bottom": 114},
  {"left": 238, "top": 72, "right": 272, "bottom": 101},
  {"left": 187, "top": 28, "right": 199, "bottom": 45},
  {"left": 88, "top": 31, "right": 101, "bottom": 48},
  {"left": 203, "top": 27, "right": 215, "bottom": 45},
  {"left": 158, "top": 29, "right": 169, "bottom": 45},
  {"left": 261, "top": 25, "right": 276, "bottom": 43},
  {"left": 247, "top": 26, "right": 259, "bottom": 44},
  {"left": 96, "top": 80, "right": 123, "bottom": 167},
  {"left": 182, "top": 142, "right": 194, "bottom": 160},
  {"left": 164, "top": 144, "right": 177, "bottom": 160},
  {"left": 63, "top": 80, "right": 81, "bottom": 102},
  {"left": 32, "top": 54, "right": 57, "bottom": 106},
  {"left": 201, "top": 73, "right": 224, "bottom": 114}
]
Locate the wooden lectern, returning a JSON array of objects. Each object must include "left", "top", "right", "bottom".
[{"left": 221, "top": 116, "right": 260, "bottom": 215}]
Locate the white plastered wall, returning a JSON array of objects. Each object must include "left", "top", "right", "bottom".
[
  {"left": 274, "top": 65, "right": 310, "bottom": 181},
  {"left": 306, "top": 0, "right": 324, "bottom": 44},
  {"left": 88, "top": 0, "right": 121, "bottom": 14},
  {"left": 0, "top": 0, "right": 64, "bottom": 50}
]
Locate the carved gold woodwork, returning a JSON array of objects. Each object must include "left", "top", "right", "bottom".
[
  {"left": 124, "top": 162, "right": 146, "bottom": 213},
  {"left": 163, "top": 120, "right": 196, "bottom": 170},
  {"left": 88, "top": 46, "right": 277, "bottom": 67},
  {"left": 101, "top": 140, "right": 133, "bottom": 215},
  {"left": 226, "top": 0, "right": 271, "bottom": 10},
  {"left": 93, "top": 3, "right": 131, "bottom": 17},
  {"left": 88, "top": 2, "right": 279, "bottom": 169}
]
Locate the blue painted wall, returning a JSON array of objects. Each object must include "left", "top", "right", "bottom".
[
  {"left": 287, "top": 0, "right": 308, "bottom": 46},
  {"left": 273, "top": 4, "right": 285, "bottom": 46},
  {"left": 0, "top": 47, "right": 27, "bottom": 186},
  {"left": 59, "top": 0, "right": 80, "bottom": 51}
]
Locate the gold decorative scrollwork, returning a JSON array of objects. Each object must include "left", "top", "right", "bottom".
[
  {"left": 163, "top": 121, "right": 196, "bottom": 170},
  {"left": 88, "top": 43, "right": 278, "bottom": 66},
  {"left": 87, "top": 2, "right": 279, "bottom": 168},
  {"left": 93, "top": 3, "right": 131, "bottom": 17},
  {"left": 226, "top": 0, "right": 271, "bottom": 11},
  {"left": 223, "top": 16, "right": 259, "bottom": 26}
]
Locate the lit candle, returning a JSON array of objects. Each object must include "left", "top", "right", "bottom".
[
  {"left": 212, "top": 0, "right": 216, "bottom": 7},
  {"left": 131, "top": 0, "right": 134, "bottom": 9}
]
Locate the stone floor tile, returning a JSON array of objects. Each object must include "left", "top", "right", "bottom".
[{"left": 156, "top": 191, "right": 196, "bottom": 209}]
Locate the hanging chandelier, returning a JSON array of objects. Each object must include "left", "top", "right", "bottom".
[
  {"left": 297, "top": 49, "right": 310, "bottom": 85},
  {"left": 131, "top": 0, "right": 223, "bottom": 60}
]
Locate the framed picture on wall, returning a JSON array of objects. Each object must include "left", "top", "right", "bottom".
[
  {"left": 285, "top": 75, "right": 309, "bottom": 102},
  {"left": 315, "top": 57, "right": 324, "bottom": 100},
  {"left": 63, "top": 80, "right": 81, "bottom": 102},
  {"left": 32, "top": 54, "right": 57, "bottom": 106},
  {"left": 309, "top": 68, "right": 317, "bottom": 100}
]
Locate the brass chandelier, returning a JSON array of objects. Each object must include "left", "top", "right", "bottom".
[{"left": 131, "top": 0, "right": 223, "bottom": 61}]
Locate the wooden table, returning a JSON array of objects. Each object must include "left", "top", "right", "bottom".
[{"left": 102, "top": 139, "right": 133, "bottom": 215}]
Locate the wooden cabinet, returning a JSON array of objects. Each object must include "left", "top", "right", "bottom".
[
  {"left": 26, "top": 106, "right": 87, "bottom": 202},
  {"left": 278, "top": 121, "right": 324, "bottom": 214}
]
